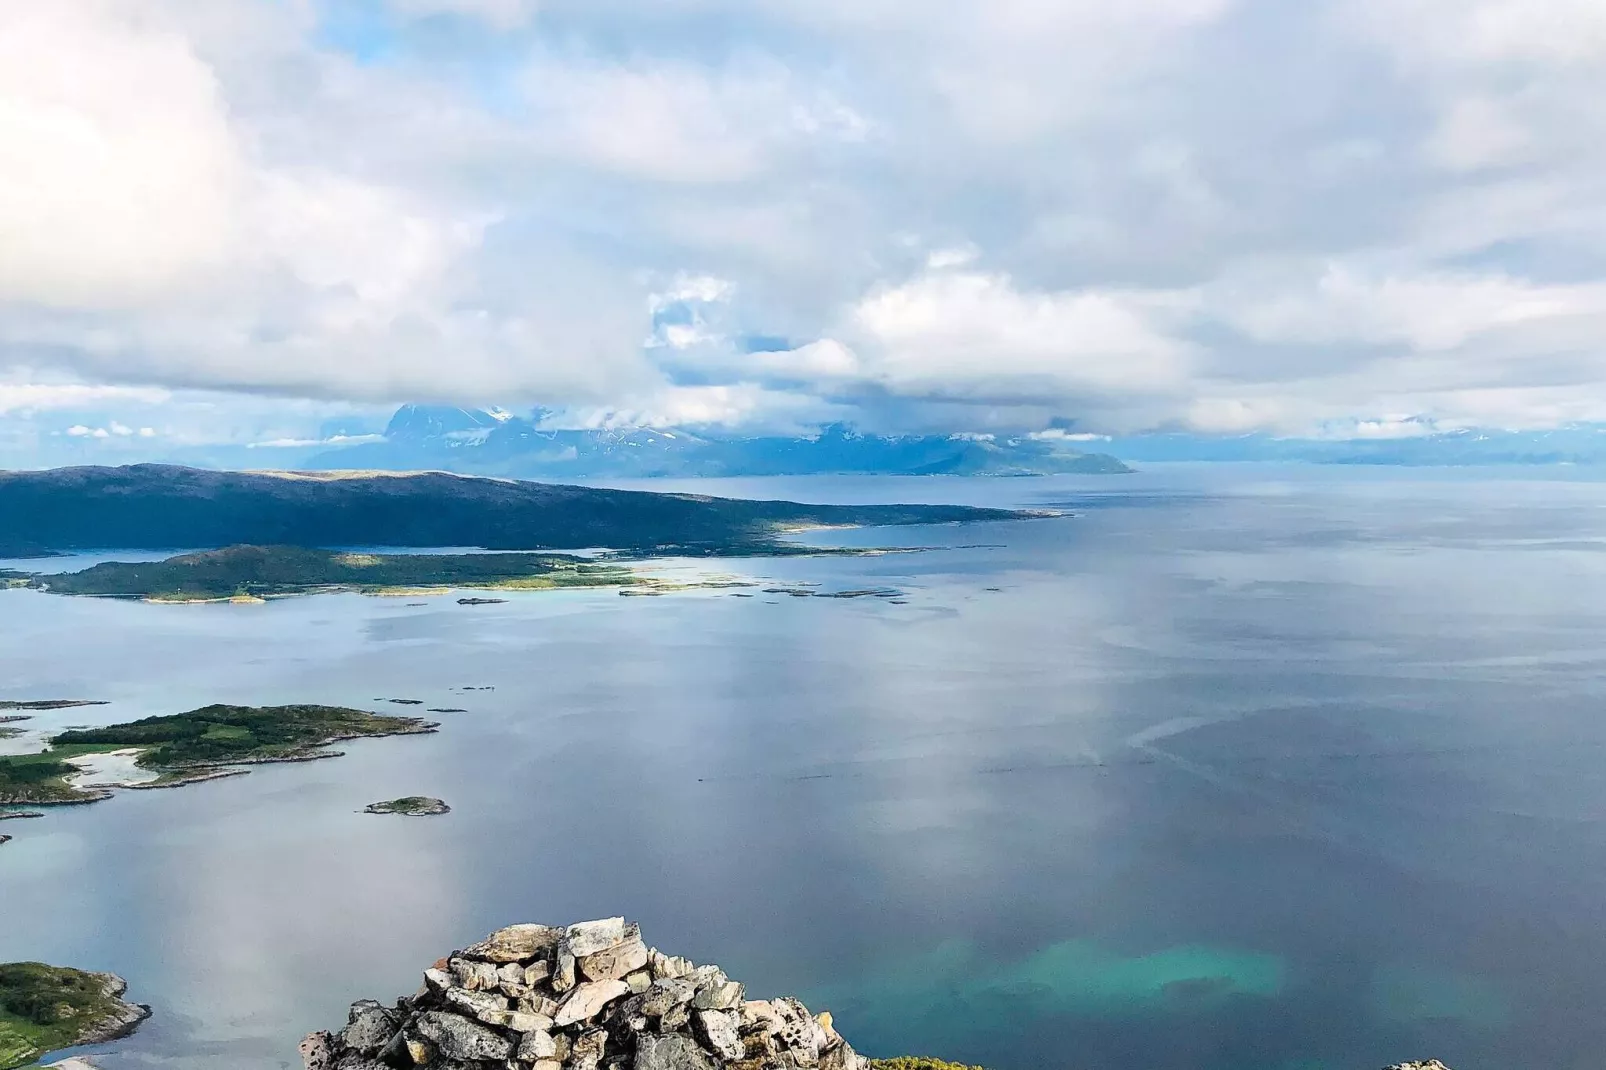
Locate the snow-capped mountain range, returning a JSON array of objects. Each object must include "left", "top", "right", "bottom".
[{"left": 304, "top": 405, "right": 1134, "bottom": 478}]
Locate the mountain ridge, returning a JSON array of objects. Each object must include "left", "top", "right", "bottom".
[
  {"left": 303, "top": 406, "right": 1132, "bottom": 478},
  {"left": 0, "top": 464, "right": 1028, "bottom": 553}
]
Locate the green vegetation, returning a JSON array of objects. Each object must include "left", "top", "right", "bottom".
[
  {"left": 2, "top": 705, "right": 434, "bottom": 806},
  {"left": 51, "top": 704, "right": 433, "bottom": 770},
  {"left": 31, "top": 546, "right": 643, "bottom": 601},
  {"left": 0, "top": 963, "right": 144, "bottom": 1070},
  {"left": 0, "top": 747, "right": 120, "bottom": 805},
  {"left": 0, "top": 464, "right": 1026, "bottom": 555},
  {"left": 870, "top": 1059, "right": 987, "bottom": 1070}
]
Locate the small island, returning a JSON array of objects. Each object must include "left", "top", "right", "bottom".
[
  {"left": 363, "top": 796, "right": 450, "bottom": 816},
  {"left": 0, "top": 963, "right": 149, "bottom": 1070},
  {"left": 0, "top": 701, "right": 108, "bottom": 712},
  {"left": 0, "top": 705, "right": 436, "bottom": 806},
  {"left": 25, "top": 546, "right": 644, "bottom": 603}
]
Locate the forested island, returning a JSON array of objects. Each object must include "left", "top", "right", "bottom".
[
  {"left": 0, "top": 704, "right": 435, "bottom": 806},
  {"left": 0, "top": 465, "right": 1026, "bottom": 554}
]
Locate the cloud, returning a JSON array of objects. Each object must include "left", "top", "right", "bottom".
[
  {"left": 3, "top": 0, "right": 1606, "bottom": 444},
  {"left": 0, "top": 3, "right": 240, "bottom": 307},
  {"left": 845, "top": 270, "right": 1196, "bottom": 399},
  {"left": 0, "top": 382, "right": 171, "bottom": 415}
]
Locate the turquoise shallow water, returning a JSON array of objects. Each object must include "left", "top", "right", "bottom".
[{"left": 4, "top": 465, "right": 1606, "bottom": 1070}]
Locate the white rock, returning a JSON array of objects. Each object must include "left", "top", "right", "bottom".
[
  {"left": 444, "top": 986, "right": 509, "bottom": 1025},
  {"left": 565, "top": 917, "right": 631, "bottom": 957},
  {"left": 580, "top": 937, "right": 650, "bottom": 982},
  {"left": 517, "top": 1029, "right": 559, "bottom": 1060},
  {"left": 695, "top": 1009, "right": 744, "bottom": 1061},
  {"left": 449, "top": 956, "right": 499, "bottom": 991},
  {"left": 691, "top": 980, "right": 744, "bottom": 1011},
  {"left": 649, "top": 949, "right": 695, "bottom": 980},
  {"left": 507, "top": 1010, "right": 554, "bottom": 1033},
  {"left": 553, "top": 979, "right": 631, "bottom": 1027}
]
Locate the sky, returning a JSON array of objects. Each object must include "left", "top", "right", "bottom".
[{"left": 3, "top": 0, "right": 1606, "bottom": 463}]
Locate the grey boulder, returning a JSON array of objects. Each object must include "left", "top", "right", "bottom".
[
  {"left": 411, "top": 1010, "right": 514, "bottom": 1062},
  {"left": 635, "top": 1033, "right": 718, "bottom": 1070}
]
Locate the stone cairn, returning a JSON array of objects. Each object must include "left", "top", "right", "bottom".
[{"left": 301, "top": 918, "right": 870, "bottom": 1070}]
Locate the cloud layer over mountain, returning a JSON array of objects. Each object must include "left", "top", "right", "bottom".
[{"left": 3, "top": 0, "right": 1605, "bottom": 450}]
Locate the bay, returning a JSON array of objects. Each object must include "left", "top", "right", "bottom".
[{"left": 5, "top": 464, "right": 1606, "bottom": 1070}]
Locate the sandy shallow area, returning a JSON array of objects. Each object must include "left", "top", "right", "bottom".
[{"left": 65, "top": 749, "right": 161, "bottom": 787}]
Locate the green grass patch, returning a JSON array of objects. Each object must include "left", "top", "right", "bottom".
[
  {"left": 33, "top": 545, "right": 642, "bottom": 601},
  {"left": 0, "top": 746, "right": 124, "bottom": 805},
  {"left": 0, "top": 963, "right": 132, "bottom": 1070}
]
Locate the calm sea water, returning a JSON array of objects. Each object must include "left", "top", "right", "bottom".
[{"left": 6, "top": 464, "right": 1606, "bottom": 1070}]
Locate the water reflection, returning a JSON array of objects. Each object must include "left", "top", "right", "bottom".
[{"left": 3, "top": 467, "right": 1606, "bottom": 1070}]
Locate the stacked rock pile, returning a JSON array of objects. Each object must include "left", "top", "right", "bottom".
[{"left": 300, "top": 917, "right": 870, "bottom": 1070}]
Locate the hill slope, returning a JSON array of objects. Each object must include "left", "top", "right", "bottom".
[{"left": 0, "top": 465, "right": 1026, "bottom": 552}]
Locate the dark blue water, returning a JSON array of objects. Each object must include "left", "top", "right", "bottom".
[{"left": 5, "top": 465, "right": 1606, "bottom": 1070}]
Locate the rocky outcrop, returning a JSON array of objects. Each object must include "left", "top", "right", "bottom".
[
  {"left": 302, "top": 918, "right": 869, "bottom": 1070},
  {"left": 1384, "top": 1063, "right": 1453, "bottom": 1070},
  {"left": 363, "top": 797, "right": 451, "bottom": 816}
]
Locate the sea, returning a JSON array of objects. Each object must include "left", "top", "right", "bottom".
[{"left": 5, "top": 463, "right": 1606, "bottom": 1070}]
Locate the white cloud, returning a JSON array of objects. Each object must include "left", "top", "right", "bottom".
[
  {"left": 4, "top": 0, "right": 1606, "bottom": 443},
  {"left": 518, "top": 56, "right": 862, "bottom": 183},
  {"left": 0, "top": 382, "right": 170, "bottom": 415},
  {"left": 0, "top": 3, "right": 240, "bottom": 307},
  {"left": 1224, "top": 266, "right": 1606, "bottom": 352},
  {"left": 847, "top": 270, "right": 1195, "bottom": 398},
  {"left": 926, "top": 247, "right": 979, "bottom": 270}
]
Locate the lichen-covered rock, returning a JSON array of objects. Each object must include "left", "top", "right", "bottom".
[
  {"left": 299, "top": 1030, "right": 336, "bottom": 1070},
  {"left": 301, "top": 918, "right": 873, "bottom": 1070},
  {"left": 444, "top": 984, "right": 509, "bottom": 1024},
  {"left": 467, "top": 924, "right": 564, "bottom": 964},
  {"left": 450, "top": 956, "right": 500, "bottom": 991},
  {"left": 641, "top": 978, "right": 697, "bottom": 1017},
  {"left": 412, "top": 1009, "right": 515, "bottom": 1061},
  {"left": 636, "top": 1033, "right": 717, "bottom": 1070},
  {"left": 339, "top": 1001, "right": 396, "bottom": 1054}
]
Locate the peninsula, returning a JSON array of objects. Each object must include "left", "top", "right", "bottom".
[
  {"left": 0, "top": 963, "right": 148, "bottom": 1070},
  {"left": 0, "top": 465, "right": 1026, "bottom": 555},
  {"left": 0, "top": 705, "right": 435, "bottom": 806}
]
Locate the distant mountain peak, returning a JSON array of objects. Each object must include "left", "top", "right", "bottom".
[{"left": 384, "top": 405, "right": 503, "bottom": 441}]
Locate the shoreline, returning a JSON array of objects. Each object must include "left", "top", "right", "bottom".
[{"left": 3, "top": 708, "right": 439, "bottom": 807}]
